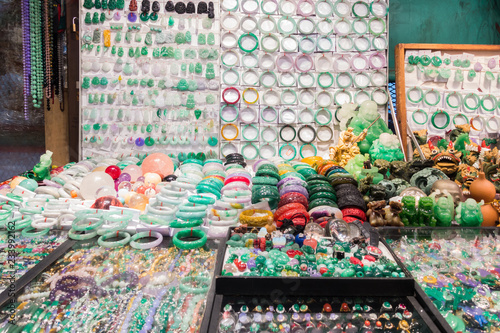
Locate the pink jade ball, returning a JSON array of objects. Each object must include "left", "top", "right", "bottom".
[
  {"left": 80, "top": 172, "right": 115, "bottom": 200},
  {"left": 105, "top": 165, "right": 121, "bottom": 179},
  {"left": 141, "top": 153, "right": 174, "bottom": 179},
  {"left": 127, "top": 193, "right": 149, "bottom": 211},
  {"left": 123, "top": 165, "right": 143, "bottom": 182}
]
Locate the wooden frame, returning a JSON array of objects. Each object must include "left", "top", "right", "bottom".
[{"left": 394, "top": 43, "right": 500, "bottom": 158}]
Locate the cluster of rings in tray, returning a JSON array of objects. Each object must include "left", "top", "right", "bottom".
[
  {"left": 219, "top": 0, "right": 389, "bottom": 159},
  {"left": 80, "top": 0, "right": 221, "bottom": 158},
  {"left": 404, "top": 50, "right": 500, "bottom": 136}
]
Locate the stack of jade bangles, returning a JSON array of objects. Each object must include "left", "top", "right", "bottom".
[
  {"left": 220, "top": 0, "right": 389, "bottom": 160},
  {"left": 406, "top": 51, "right": 500, "bottom": 136}
]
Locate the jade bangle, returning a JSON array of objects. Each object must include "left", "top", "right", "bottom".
[
  {"left": 130, "top": 231, "right": 163, "bottom": 249},
  {"left": 179, "top": 276, "right": 211, "bottom": 294},
  {"left": 299, "top": 143, "right": 317, "bottom": 158},
  {"left": 178, "top": 203, "right": 208, "bottom": 212},
  {"left": 423, "top": 89, "right": 441, "bottom": 106},
  {"left": 259, "top": 144, "right": 277, "bottom": 158},
  {"left": 279, "top": 143, "right": 297, "bottom": 161},
  {"left": 139, "top": 214, "right": 171, "bottom": 226},
  {"left": 173, "top": 229, "right": 207, "bottom": 249},
  {"left": 241, "top": 142, "right": 259, "bottom": 160},
  {"left": 453, "top": 114, "right": 468, "bottom": 126},
  {"left": 175, "top": 210, "right": 207, "bottom": 220},
  {"left": 317, "top": 72, "right": 334, "bottom": 88},
  {"left": 188, "top": 195, "right": 216, "bottom": 205},
  {"left": 4, "top": 216, "right": 32, "bottom": 231},
  {"left": 431, "top": 110, "right": 450, "bottom": 129},
  {"left": 97, "top": 231, "right": 131, "bottom": 248},
  {"left": 238, "top": 33, "right": 259, "bottom": 53},
  {"left": 261, "top": 126, "right": 278, "bottom": 142},
  {"left": 69, "top": 228, "right": 98, "bottom": 240},
  {"left": 314, "top": 108, "right": 332, "bottom": 125},
  {"left": 464, "top": 93, "right": 480, "bottom": 111},
  {"left": 412, "top": 109, "right": 428, "bottom": 125},
  {"left": 481, "top": 95, "right": 497, "bottom": 112},
  {"left": 21, "top": 227, "right": 50, "bottom": 238},
  {"left": 446, "top": 92, "right": 462, "bottom": 109},
  {"left": 407, "top": 87, "right": 423, "bottom": 104},
  {"left": 72, "top": 216, "right": 104, "bottom": 231}
]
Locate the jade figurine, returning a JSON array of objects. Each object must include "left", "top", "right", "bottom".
[
  {"left": 33, "top": 150, "right": 53, "bottom": 181},
  {"left": 456, "top": 198, "right": 483, "bottom": 226},
  {"left": 417, "top": 197, "right": 437, "bottom": 227},
  {"left": 399, "top": 196, "right": 417, "bottom": 226}
]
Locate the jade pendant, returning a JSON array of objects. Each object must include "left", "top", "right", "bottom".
[
  {"left": 92, "top": 12, "right": 99, "bottom": 24},
  {"left": 135, "top": 32, "right": 142, "bottom": 42},
  {"left": 174, "top": 49, "right": 182, "bottom": 60},
  {"left": 145, "top": 32, "right": 153, "bottom": 45},
  {"left": 118, "top": 47, "right": 124, "bottom": 57},
  {"left": 83, "top": 0, "right": 94, "bottom": 9},
  {"left": 116, "top": 0, "right": 124, "bottom": 9},
  {"left": 207, "top": 33, "right": 215, "bottom": 45},
  {"left": 84, "top": 12, "right": 92, "bottom": 24},
  {"left": 115, "top": 31, "right": 122, "bottom": 42},
  {"left": 186, "top": 94, "right": 195, "bottom": 109}
]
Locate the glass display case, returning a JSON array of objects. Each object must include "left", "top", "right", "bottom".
[{"left": 380, "top": 227, "right": 500, "bottom": 333}]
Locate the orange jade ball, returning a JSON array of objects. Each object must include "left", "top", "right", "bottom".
[
  {"left": 127, "top": 193, "right": 149, "bottom": 211},
  {"left": 141, "top": 153, "right": 174, "bottom": 179}
]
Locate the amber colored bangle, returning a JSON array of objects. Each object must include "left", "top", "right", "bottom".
[
  {"left": 242, "top": 87, "right": 259, "bottom": 104},
  {"left": 221, "top": 123, "right": 239, "bottom": 141},
  {"left": 239, "top": 209, "right": 273, "bottom": 227}
]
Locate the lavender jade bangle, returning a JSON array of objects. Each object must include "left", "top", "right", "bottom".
[
  {"left": 279, "top": 185, "right": 309, "bottom": 199},
  {"left": 43, "top": 179, "right": 62, "bottom": 188},
  {"left": 295, "top": 53, "right": 314, "bottom": 72},
  {"left": 277, "top": 177, "right": 307, "bottom": 188},
  {"left": 369, "top": 52, "right": 386, "bottom": 69},
  {"left": 278, "top": 179, "right": 308, "bottom": 191},
  {"left": 130, "top": 231, "right": 163, "bottom": 249},
  {"left": 253, "top": 159, "right": 269, "bottom": 172}
]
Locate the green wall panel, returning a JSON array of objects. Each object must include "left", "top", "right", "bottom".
[{"left": 388, "top": 0, "right": 500, "bottom": 80}]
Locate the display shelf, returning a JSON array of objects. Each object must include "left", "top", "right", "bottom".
[
  {"left": 208, "top": 293, "right": 442, "bottom": 332},
  {"left": 214, "top": 226, "right": 415, "bottom": 296}
]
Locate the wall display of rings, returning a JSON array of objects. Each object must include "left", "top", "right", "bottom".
[
  {"left": 404, "top": 48, "right": 500, "bottom": 137},
  {"left": 80, "top": 0, "right": 222, "bottom": 158},
  {"left": 219, "top": 0, "right": 389, "bottom": 159}
]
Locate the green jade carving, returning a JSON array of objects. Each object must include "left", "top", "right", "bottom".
[
  {"left": 417, "top": 197, "right": 436, "bottom": 227},
  {"left": 433, "top": 196, "right": 453, "bottom": 227},
  {"left": 456, "top": 198, "right": 483, "bottom": 226},
  {"left": 399, "top": 196, "right": 417, "bottom": 226},
  {"left": 33, "top": 150, "right": 53, "bottom": 181}
]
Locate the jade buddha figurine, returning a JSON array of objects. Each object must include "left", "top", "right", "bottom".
[
  {"left": 433, "top": 196, "right": 453, "bottom": 227},
  {"left": 399, "top": 196, "right": 416, "bottom": 226},
  {"left": 417, "top": 197, "right": 436, "bottom": 227},
  {"left": 456, "top": 198, "right": 483, "bottom": 226},
  {"left": 33, "top": 150, "right": 53, "bottom": 181}
]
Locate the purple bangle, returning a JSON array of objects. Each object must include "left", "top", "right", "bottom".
[
  {"left": 253, "top": 159, "right": 268, "bottom": 172},
  {"left": 279, "top": 185, "right": 309, "bottom": 199},
  {"left": 296, "top": 0, "right": 314, "bottom": 16},
  {"left": 277, "top": 177, "right": 307, "bottom": 189},
  {"left": 43, "top": 179, "right": 62, "bottom": 188},
  {"left": 226, "top": 172, "right": 252, "bottom": 183},
  {"left": 369, "top": 52, "right": 386, "bottom": 69},
  {"left": 295, "top": 53, "right": 314, "bottom": 72},
  {"left": 309, "top": 205, "right": 342, "bottom": 220},
  {"left": 351, "top": 53, "right": 369, "bottom": 72},
  {"left": 241, "top": 0, "right": 259, "bottom": 14}
]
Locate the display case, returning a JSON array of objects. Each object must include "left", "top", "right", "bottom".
[
  {"left": 0, "top": 237, "right": 221, "bottom": 333},
  {"left": 215, "top": 224, "right": 415, "bottom": 296},
  {"left": 380, "top": 227, "right": 500, "bottom": 333}
]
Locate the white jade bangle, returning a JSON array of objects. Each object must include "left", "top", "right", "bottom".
[{"left": 32, "top": 217, "right": 58, "bottom": 229}]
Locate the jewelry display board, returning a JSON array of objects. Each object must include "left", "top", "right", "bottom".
[
  {"left": 79, "top": 0, "right": 389, "bottom": 160},
  {"left": 219, "top": 0, "right": 390, "bottom": 161},
  {"left": 79, "top": 0, "right": 221, "bottom": 159},
  {"left": 395, "top": 43, "right": 500, "bottom": 157}
]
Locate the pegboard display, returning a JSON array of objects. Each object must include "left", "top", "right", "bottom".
[
  {"left": 405, "top": 50, "right": 500, "bottom": 140},
  {"left": 219, "top": 0, "right": 389, "bottom": 161},
  {"left": 80, "top": 0, "right": 221, "bottom": 159}
]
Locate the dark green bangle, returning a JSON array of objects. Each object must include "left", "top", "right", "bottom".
[
  {"left": 238, "top": 33, "right": 259, "bottom": 53},
  {"left": 257, "top": 163, "right": 279, "bottom": 173},
  {"left": 195, "top": 184, "right": 221, "bottom": 199},
  {"left": 308, "top": 185, "right": 335, "bottom": 196},
  {"left": 305, "top": 174, "right": 328, "bottom": 182},
  {"left": 279, "top": 125, "right": 296, "bottom": 142},
  {"left": 306, "top": 179, "right": 330, "bottom": 187},
  {"left": 431, "top": 110, "right": 450, "bottom": 129},
  {"left": 173, "top": 229, "right": 207, "bottom": 249},
  {"left": 309, "top": 198, "right": 338, "bottom": 210},
  {"left": 252, "top": 176, "right": 278, "bottom": 186},
  {"left": 309, "top": 191, "right": 337, "bottom": 202},
  {"left": 255, "top": 169, "right": 280, "bottom": 180}
]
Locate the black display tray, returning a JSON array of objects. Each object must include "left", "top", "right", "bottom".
[
  {"left": 207, "top": 293, "right": 444, "bottom": 333},
  {"left": 215, "top": 227, "right": 415, "bottom": 296},
  {"left": 0, "top": 235, "right": 222, "bottom": 333}
]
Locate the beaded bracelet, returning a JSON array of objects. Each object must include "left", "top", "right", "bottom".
[{"left": 173, "top": 229, "right": 207, "bottom": 249}]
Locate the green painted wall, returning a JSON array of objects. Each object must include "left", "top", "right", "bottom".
[{"left": 388, "top": 0, "right": 500, "bottom": 80}]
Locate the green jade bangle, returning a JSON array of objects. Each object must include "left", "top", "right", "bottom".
[
  {"left": 431, "top": 110, "right": 450, "bottom": 129},
  {"left": 72, "top": 216, "right": 104, "bottom": 232},
  {"left": 69, "top": 228, "right": 98, "bottom": 240},
  {"left": 170, "top": 219, "right": 203, "bottom": 228},
  {"left": 139, "top": 214, "right": 171, "bottom": 226},
  {"left": 453, "top": 114, "right": 468, "bottom": 126},
  {"left": 173, "top": 229, "right": 207, "bottom": 249},
  {"left": 260, "top": 71, "right": 278, "bottom": 88},
  {"left": 446, "top": 92, "right": 462, "bottom": 109},
  {"left": 261, "top": 34, "right": 280, "bottom": 53},
  {"left": 21, "top": 227, "right": 50, "bottom": 238},
  {"left": 178, "top": 203, "right": 208, "bottom": 212},
  {"left": 481, "top": 95, "right": 498, "bottom": 112},
  {"left": 412, "top": 109, "right": 428, "bottom": 125},
  {"left": 188, "top": 195, "right": 216, "bottom": 205},
  {"left": 279, "top": 143, "right": 297, "bottom": 161},
  {"left": 317, "top": 72, "right": 334, "bottom": 88},
  {"left": 300, "top": 143, "right": 317, "bottom": 158},
  {"left": 3, "top": 216, "right": 32, "bottom": 230},
  {"left": 179, "top": 276, "right": 211, "bottom": 294},
  {"left": 464, "top": 93, "right": 480, "bottom": 111},
  {"left": 424, "top": 89, "right": 441, "bottom": 106},
  {"left": 130, "top": 231, "right": 163, "bottom": 249},
  {"left": 260, "top": 144, "right": 277, "bottom": 158},
  {"left": 407, "top": 87, "right": 423, "bottom": 104},
  {"left": 175, "top": 210, "right": 207, "bottom": 220},
  {"left": 261, "top": 126, "right": 278, "bottom": 142},
  {"left": 220, "top": 104, "right": 239, "bottom": 123},
  {"left": 242, "top": 142, "right": 259, "bottom": 160},
  {"left": 238, "top": 33, "right": 259, "bottom": 53},
  {"left": 97, "top": 231, "right": 131, "bottom": 248},
  {"left": 315, "top": 108, "right": 332, "bottom": 125}
]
